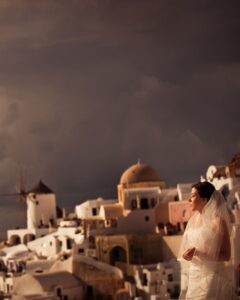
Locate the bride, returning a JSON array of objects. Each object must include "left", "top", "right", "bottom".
[{"left": 179, "top": 181, "right": 234, "bottom": 300}]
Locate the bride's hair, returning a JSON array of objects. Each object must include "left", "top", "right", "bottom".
[{"left": 192, "top": 181, "right": 215, "bottom": 201}]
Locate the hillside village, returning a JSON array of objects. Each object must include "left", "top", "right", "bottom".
[{"left": 0, "top": 154, "right": 240, "bottom": 299}]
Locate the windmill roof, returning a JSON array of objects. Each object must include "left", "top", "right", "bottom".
[{"left": 28, "top": 180, "right": 54, "bottom": 194}]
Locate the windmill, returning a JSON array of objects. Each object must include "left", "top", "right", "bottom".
[{"left": 0, "top": 164, "right": 69, "bottom": 225}]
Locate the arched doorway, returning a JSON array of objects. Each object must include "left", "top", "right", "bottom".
[
  {"left": 23, "top": 233, "right": 35, "bottom": 244},
  {"left": 110, "top": 246, "right": 127, "bottom": 266},
  {"left": 9, "top": 235, "right": 21, "bottom": 246}
]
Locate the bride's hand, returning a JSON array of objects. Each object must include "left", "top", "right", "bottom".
[{"left": 182, "top": 247, "right": 196, "bottom": 261}]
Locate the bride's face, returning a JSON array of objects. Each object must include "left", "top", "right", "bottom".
[{"left": 189, "top": 187, "right": 207, "bottom": 213}]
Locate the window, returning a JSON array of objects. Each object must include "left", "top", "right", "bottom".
[
  {"left": 87, "top": 285, "right": 93, "bottom": 297},
  {"left": 56, "top": 288, "right": 62, "bottom": 297},
  {"left": 49, "top": 218, "right": 54, "bottom": 226},
  {"left": 168, "top": 273, "right": 173, "bottom": 282},
  {"left": 142, "top": 273, "right": 148, "bottom": 286},
  {"left": 140, "top": 198, "right": 149, "bottom": 209},
  {"left": 92, "top": 208, "right": 97, "bottom": 216},
  {"left": 78, "top": 248, "right": 84, "bottom": 254},
  {"left": 145, "top": 216, "right": 150, "bottom": 222},
  {"left": 66, "top": 239, "right": 72, "bottom": 250}
]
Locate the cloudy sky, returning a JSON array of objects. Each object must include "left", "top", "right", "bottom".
[{"left": 0, "top": 0, "right": 240, "bottom": 234}]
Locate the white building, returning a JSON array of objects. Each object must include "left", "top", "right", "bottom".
[
  {"left": 75, "top": 197, "right": 118, "bottom": 219},
  {"left": 204, "top": 153, "right": 240, "bottom": 198},
  {"left": 134, "top": 262, "right": 180, "bottom": 300},
  {"left": 27, "top": 231, "right": 82, "bottom": 258},
  {"left": 0, "top": 244, "right": 29, "bottom": 266},
  {"left": 12, "top": 270, "right": 83, "bottom": 300}
]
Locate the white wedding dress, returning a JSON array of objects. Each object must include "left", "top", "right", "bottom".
[{"left": 183, "top": 227, "right": 233, "bottom": 300}]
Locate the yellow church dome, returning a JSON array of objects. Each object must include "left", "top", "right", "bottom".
[{"left": 120, "top": 163, "right": 162, "bottom": 185}]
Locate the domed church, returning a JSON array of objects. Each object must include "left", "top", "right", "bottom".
[{"left": 117, "top": 162, "right": 166, "bottom": 211}]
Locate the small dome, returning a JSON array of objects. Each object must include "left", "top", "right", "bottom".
[{"left": 120, "top": 163, "right": 162, "bottom": 185}]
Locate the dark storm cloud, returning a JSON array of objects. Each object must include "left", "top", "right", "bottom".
[
  {"left": 1, "top": 103, "right": 19, "bottom": 127},
  {"left": 0, "top": 0, "right": 240, "bottom": 221},
  {"left": 0, "top": 133, "right": 8, "bottom": 160}
]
